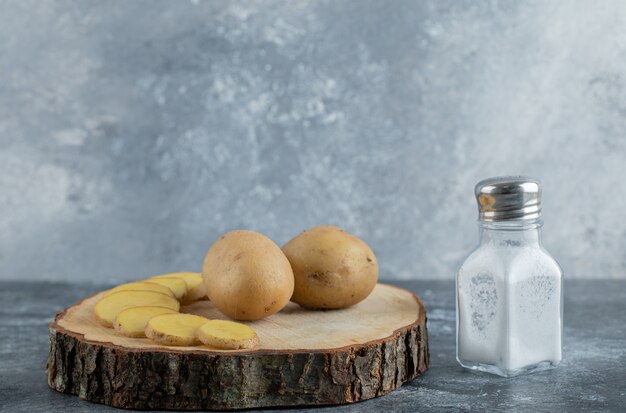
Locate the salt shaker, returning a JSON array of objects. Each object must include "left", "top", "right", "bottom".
[{"left": 456, "top": 176, "right": 563, "bottom": 377}]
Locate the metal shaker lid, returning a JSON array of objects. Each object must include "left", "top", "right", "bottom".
[{"left": 475, "top": 176, "right": 541, "bottom": 221}]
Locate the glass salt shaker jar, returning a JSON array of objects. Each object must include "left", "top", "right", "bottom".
[{"left": 456, "top": 176, "right": 563, "bottom": 377}]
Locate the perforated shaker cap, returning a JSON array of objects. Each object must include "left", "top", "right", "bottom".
[{"left": 475, "top": 176, "right": 541, "bottom": 221}]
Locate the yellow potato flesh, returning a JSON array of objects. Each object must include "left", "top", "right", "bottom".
[
  {"left": 196, "top": 320, "right": 259, "bottom": 350},
  {"left": 144, "top": 278, "right": 187, "bottom": 301},
  {"left": 94, "top": 291, "right": 180, "bottom": 327},
  {"left": 145, "top": 313, "right": 209, "bottom": 346},
  {"left": 113, "top": 306, "right": 178, "bottom": 338},
  {"left": 104, "top": 282, "right": 175, "bottom": 298},
  {"left": 150, "top": 272, "right": 206, "bottom": 303}
]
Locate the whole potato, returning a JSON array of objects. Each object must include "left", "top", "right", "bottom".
[
  {"left": 202, "top": 230, "right": 294, "bottom": 321},
  {"left": 282, "top": 225, "right": 378, "bottom": 309}
]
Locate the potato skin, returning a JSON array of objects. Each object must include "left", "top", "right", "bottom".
[
  {"left": 282, "top": 225, "right": 378, "bottom": 309},
  {"left": 202, "top": 230, "right": 294, "bottom": 321}
]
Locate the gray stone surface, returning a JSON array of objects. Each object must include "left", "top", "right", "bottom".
[
  {"left": 2, "top": 1, "right": 626, "bottom": 283},
  {"left": 1, "top": 280, "right": 624, "bottom": 412}
]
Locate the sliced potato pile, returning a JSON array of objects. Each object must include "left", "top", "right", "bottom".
[
  {"left": 196, "top": 319, "right": 259, "bottom": 349},
  {"left": 144, "top": 277, "right": 187, "bottom": 301},
  {"left": 94, "top": 274, "right": 258, "bottom": 349},
  {"left": 95, "top": 291, "right": 180, "bottom": 327},
  {"left": 145, "top": 313, "right": 209, "bottom": 346},
  {"left": 150, "top": 272, "right": 207, "bottom": 304},
  {"left": 104, "top": 281, "right": 175, "bottom": 298},
  {"left": 113, "top": 306, "right": 178, "bottom": 337}
]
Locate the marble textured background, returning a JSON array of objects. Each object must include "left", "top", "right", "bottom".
[{"left": 1, "top": 0, "right": 626, "bottom": 282}]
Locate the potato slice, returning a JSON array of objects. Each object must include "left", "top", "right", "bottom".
[
  {"left": 113, "top": 306, "right": 178, "bottom": 338},
  {"left": 144, "top": 278, "right": 187, "bottom": 301},
  {"left": 104, "top": 282, "right": 175, "bottom": 298},
  {"left": 145, "top": 313, "right": 209, "bottom": 346},
  {"left": 95, "top": 291, "right": 180, "bottom": 327},
  {"left": 196, "top": 319, "right": 259, "bottom": 350},
  {"left": 150, "top": 272, "right": 206, "bottom": 304}
]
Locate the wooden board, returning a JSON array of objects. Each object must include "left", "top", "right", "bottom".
[{"left": 46, "top": 283, "right": 429, "bottom": 410}]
